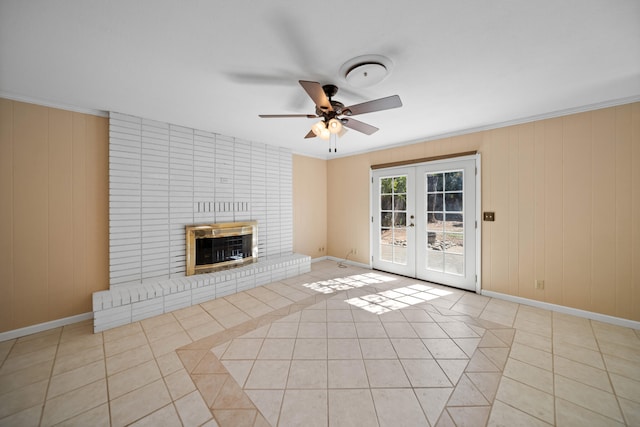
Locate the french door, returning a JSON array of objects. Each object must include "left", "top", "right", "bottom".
[{"left": 371, "top": 156, "right": 479, "bottom": 292}]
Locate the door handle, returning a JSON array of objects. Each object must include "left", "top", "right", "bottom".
[{"left": 409, "top": 223, "right": 415, "bottom": 227}]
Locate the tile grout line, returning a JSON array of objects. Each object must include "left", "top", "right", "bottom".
[
  {"left": 37, "top": 327, "right": 62, "bottom": 427},
  {"left": 589, "top": 318, "right": 628, "bottom": 426}
]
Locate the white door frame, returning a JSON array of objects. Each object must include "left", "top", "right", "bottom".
[{"left": 369, "top": 153, "right": 482, "bottom": 294}]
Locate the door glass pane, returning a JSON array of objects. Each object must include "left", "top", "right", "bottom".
[
  {"left": 380, "top": 178, "right": 393, "bottom": 194},
  {"left": 428, "top": 231, "right": 445, "bottom": 250},
  {"left": 444, "top": 253, "right": 464, "bottom": 275},
  {"left": 425, "top": 169, "right": 464, "bottom": 274},
  {"left": 427, "top": 194, "right": 442, "bottom": 211},
  {"left": 394, "top": 246, "right": 407, "bottom": 264},
  {"left": 379, "top": 175, "right": 408, "bottom": 266},
  {"left": 426, "top": 212, "right": 443, "bottom": 230},
  {"left": 380, "top": 244, "right": 393, "bottom": 262},
  {"left": 381, "top": 195, "right": 393, "bottom": 210},
  {"left": 426, "top": 249, "right": 444, "bottom": 271},
  {"left": 445, "top": 193, "right": 463, "bottom": 211},
  {"left": 381, "top": 212, "right": 392, "bottom": 227},
  {"left": 445, "top": 171, "right": 463, "bottom": 191},
  {"left": 394, "top": 228, "right": 406, "bottom": 245},
  {"left": 427, "top": 174, "right": 443, "bottom": 192},
  {"left": 394, "top": 194, "right": 407, "bottom": 210},
  {"left": 444, "top": 213, "right": 463, "bottom": 232},
  {"left": 444, "top": 232, "right": 464, "bottom": 253}
]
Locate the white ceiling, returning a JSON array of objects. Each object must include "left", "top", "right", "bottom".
[{"left": 1, "top": 1, "right": 639, "bottom": 159}]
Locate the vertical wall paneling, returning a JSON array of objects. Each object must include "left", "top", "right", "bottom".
[
  {"left": 0, "top": 98, "right": 109, "bottom": 332},
  {"left": 533, "top": 122, "right": 547, "bottom": 301},
  {"left": 83, "top": 114, "right": 109, "bottom": 310},
  {"left": 562, "top": 113, "right": 592, "bottom": 310},
  {"left": 13, "top": 103, "right": 49, "bottom": 327},
  {"left": 49, "top": 109, "right": 74, "bottom": 319},
  {"left": 591, "top": 108, "right": 616, "bottom": 314},
  {"left": 543, "top": 118, "right": 564, "bottom": 306},
  {"left": 480, "top": 135, "right": 492, "bottom": 292},
  {"left": 488, "top": 128, "right": 510, "bottom": 294},
  {"left": 632, "top": 103, "right": 640, "bottom": 315},
  {"left": 71, "top": 114, "right": 89, "bottom": 314},
  {"left": 517, "top": 123, "right": 535, "bottom": 300},
  {"left": 108, "top": 113, "right": 293, "bottom": 286},
  {"left": 0, "top": 99, "right": 14, "bottom": 331},
  {"left": 292, "top": 155, "right": 327, "bottom": 258},
  {"left": 614, "top": 105, "right": 633, "bottom": 319},
  {"left": 507, "top": 127, "right": 520, "bottom": 297}
]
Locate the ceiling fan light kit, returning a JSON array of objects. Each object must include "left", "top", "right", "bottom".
[
  {"left": 311, "top": 121, "right": 326, "bottom": 136},
  {"left": 328, "top": 118, "right": 343, "bottom": 134}
]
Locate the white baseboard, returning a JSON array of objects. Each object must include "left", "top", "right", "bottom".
[
  {"left": 0, "top": 312, "right": 94, "bottom": 342},
  {"left": 326, "top": 256, "right": 372, "bottom": 270},
  {"left": 311, "top": 256, "right": 329, "bottom": 263},
  {"left": 481, "top": 290, "right": 640, "bottom": 330}
]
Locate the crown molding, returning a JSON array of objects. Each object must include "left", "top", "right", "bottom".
[{"left": 0, "top": 91, "right": 108, "bottom": 117}]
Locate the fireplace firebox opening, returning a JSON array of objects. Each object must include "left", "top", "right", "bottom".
[{"left": 186, "top": 221, "right": 257, "bottom": 275}]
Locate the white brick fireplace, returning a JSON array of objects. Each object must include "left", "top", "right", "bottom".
[{"left": 92, "top": 112, "right": 310, "bottom": 332}]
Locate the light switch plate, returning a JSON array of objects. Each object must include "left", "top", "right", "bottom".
[{"left": 483, "top": 212, "right": 495, "bottom": 221}]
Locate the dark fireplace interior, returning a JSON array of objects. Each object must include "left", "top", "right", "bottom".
[{"left": 195, "top": 234, "right": 253, "bottom": 266}]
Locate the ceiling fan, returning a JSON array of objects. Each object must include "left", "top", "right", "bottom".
[{"left": 259, "top": 80, "right": 402, "bottom": 142}]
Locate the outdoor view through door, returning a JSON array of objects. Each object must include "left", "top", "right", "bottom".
[
  {"left": 426, "top": 171, "right": 464, "bottom": 275},
  {"left": 372, "top": 155, "right": 479, "bottom": 292},
  {"left": 380, "top": 175, "right": 408, "bottom": 265}
]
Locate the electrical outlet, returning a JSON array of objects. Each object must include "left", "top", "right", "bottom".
[
  {"left": 535, "top": 280, "right": 544, "bottom": 290},
  {"left": 352, "top": 248, "right": 358, "bottom": 255}
]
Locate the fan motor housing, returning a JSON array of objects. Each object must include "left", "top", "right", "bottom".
[{"left": 316, "top": 100, "right": 344, "bottom": 118}]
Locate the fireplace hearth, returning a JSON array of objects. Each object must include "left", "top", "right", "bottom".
[{"left": 186, "top": 221, "right": 257, "bottom": 275}]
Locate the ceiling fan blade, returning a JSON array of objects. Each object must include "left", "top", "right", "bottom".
[
  {"left": 344, "top": 95, "right": 402, "bottom": 116},
  {"left": 299, "top": 80, "right": 333, "bottom": 112},
  {"left": 342, "top": 118, "right": 379, "bottom": 135},
  {"left": 259, "top": 114, "right": 317, "bottom": 118},
  {"left": 304, "top": 130, "right": 316, "bottom": 139}
]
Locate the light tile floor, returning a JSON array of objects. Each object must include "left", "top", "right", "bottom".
[{"left": 1, "top": 260, "right": 639, "bottom": 426}]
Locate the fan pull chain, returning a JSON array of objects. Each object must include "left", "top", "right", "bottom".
[{"left": 329, "top": 134, "right": 337, "bottom": 153}]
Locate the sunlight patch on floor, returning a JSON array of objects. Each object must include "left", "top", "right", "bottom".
[
  {"left": 346, "top": 283, "right": 453, "bottom": 314},
  {"left": 302, "top": 272, "right": 398, "bottom": 294}
]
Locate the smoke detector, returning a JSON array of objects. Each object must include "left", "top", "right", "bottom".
[{"left": 340, "top": 55, "right": 394, "bottom": 88}]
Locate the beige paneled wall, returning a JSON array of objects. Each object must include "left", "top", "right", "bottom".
[
  {"left": 0, "top": 98, "right": 109, "bottom": 333},
  {"left": 324, "top": 103, "right": 640, "bottom": 321},
  {"left": 292, "top": 154, "right": 327, "bottom": 258}
]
